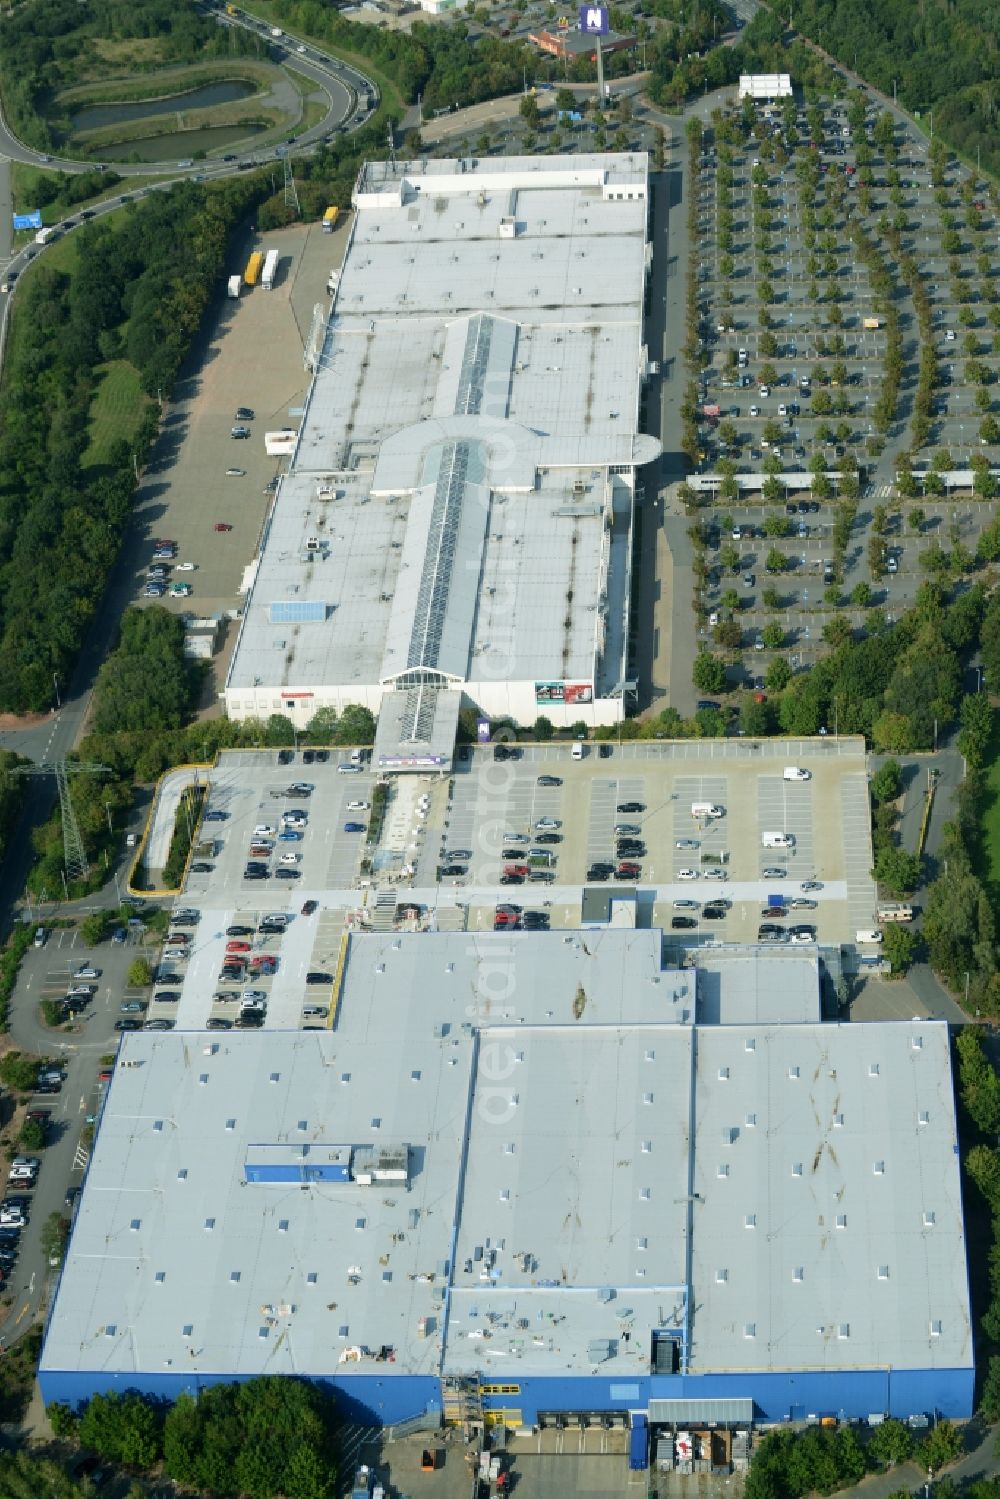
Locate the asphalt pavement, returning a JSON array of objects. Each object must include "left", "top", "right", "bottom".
[{"left": 0, "top": 910, "right": 156, "bottom": 1348}]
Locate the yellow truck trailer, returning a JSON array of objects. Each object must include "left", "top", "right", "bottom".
[
  {"left": 244, "top": 251, "right": 264, "bottom": 286},
  {"left": 322, "top": 206, "right": 339, "bottom": 233}
]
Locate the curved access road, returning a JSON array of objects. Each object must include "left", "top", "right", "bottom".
[{"left": 0, "top": 0, "right": 373, "bottom": 179}]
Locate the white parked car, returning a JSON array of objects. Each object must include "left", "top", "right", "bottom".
[
  {"left": 278, "top": 853, "right": 300, "bottom": 866},
  {"left": 749, "top": 405, "right": 760, "bottom": 418},
  {"left": 347, "top": 800, "right": 370, "bottom": 811},
  {"left": 677, "top": 868, "right": 698, "bottom": 881},
  {"left": 175, "top": 562, "right": 195, "bottom": 571},
  {"left": 0, "top": 1208, "right": 25, "bottom": 1226},
  {"left": 675, "top": 839, "right": 700, "bottom": 850}
]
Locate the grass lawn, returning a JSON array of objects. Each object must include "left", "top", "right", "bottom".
[
  {"left": 6, "top": 230, "right": 152, "bottom": 470},
  {"left": 973, "top": 708, "right": 1000, "bottom": 903},
  {"left": 10, "top": 161, "right": 162, "bottom": 223},
  {"left": 83, "top": 360, "right": 153, "bottom": 469}
]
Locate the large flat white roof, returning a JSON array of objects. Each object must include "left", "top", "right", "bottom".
[
  {"left": 42, "top": 933, "right": 970, "bottom": 1388},
  {"left": 226, "top": 154, "right": 657, "bottom": 704}
]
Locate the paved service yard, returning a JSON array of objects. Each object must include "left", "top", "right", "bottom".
[
  {"left": 138, "top": 738, "right": 877, "bottom": 1031},
  {"left": 129, "top": 217, "right": 350, "bottom": 695}
]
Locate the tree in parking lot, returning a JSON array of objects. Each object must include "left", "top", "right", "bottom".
[
  {"left": 715, "top": 620, "right": 743, "bottom": 649},
  {"left": 720, "top": 589, "right": 740, "bottom": 613},
  {"left": 39, "top": 1211, "right": 69, "bottom": 1269},
  {"left": 719, "top": 543, "right": 740, "bottom": 573},
  {"left": 765, "top": 657, "right": 791, "bottom": 691},
  {"left": 763, "top": 513, "right": 791, "bottom": 537},
  {"left": 761, "top": 623, "right": 785, "bottom": 649},
  {"left": 908, "top": 507, "right": 926, "bottom": 534},
  {"left": 980, "top": 416, "right": 1000, "bottom": 445},
  {"left": 764, "top": 547, "right": 788, "bottom": 574},
  {"left": 692, "top": 653, "right": 727, "bottom": 694},
  {"left": 127, "top": 958, "right": 153, "bottom": 987},
  {"left": 79, "top": 912, "right": 112, "bottom": 947},
  {"left": 851, "top": 582, "right": 872, "bottom": 608},
  {"left": 0, "top": 1053, "right": 41, "bottom": 1093},
  {"left": 19, "top": 1117, "right": 45, "bottom": 1151}
]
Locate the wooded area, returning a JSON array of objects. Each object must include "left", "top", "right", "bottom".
[
  {"left": 0, "top": 175, "right": 262, "bottom": 714},
  {"left": 48, "top": 1375, "right": 339, "bottom": 1498},
  {"left": 785, "top": 0, "right": 1000, "bottom": 179}
]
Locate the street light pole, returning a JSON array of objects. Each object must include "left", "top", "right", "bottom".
[
  {"left": 104, "top": 802, "right": 114, "bottom": 835},
  {"left": 53, "top": 674, "right": 61, "bottom": 709}
]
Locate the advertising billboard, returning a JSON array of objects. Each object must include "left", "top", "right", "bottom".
[
  {"left": 476, "top": 718, "right": 492, "bottom": 744},
  {"left": 579, "top": 4, "right": 609, "bottom": 33},
  {"left": 534, "top": 681, "right": 594, "bottom": 705},
  {"left": 12, "top": 211, "right": 42, "bottom": 231}
]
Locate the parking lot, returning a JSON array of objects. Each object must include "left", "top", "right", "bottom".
[
  {"left": 133, "top": 739, "right": 877, "bottom": 1031},
  {"left": 687, "top": 87, "right": 999, "bottom": 688},
  {"left": 127, "top": 218, "right": 346, "bottom": 694}
]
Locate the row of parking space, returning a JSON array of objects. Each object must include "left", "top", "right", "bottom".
[
  {"left": 167, "top": 905, "right": 343, "bottom": 1031},
  {"left": 185, "top": 769, "right": 375, "bottom": 895}
]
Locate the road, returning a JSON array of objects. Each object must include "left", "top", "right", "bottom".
[{"left": 0, "top": 1, "right": 376, "bottom": 349}]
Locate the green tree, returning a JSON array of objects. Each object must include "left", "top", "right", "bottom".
[
  {"left": 0, "top": 1052, "right": 41, "bottom": 1092},
  {"left": 958, "top": 692, "right": 994, "bottom": 768},
  {"left": 162, "top": 1377, "right": 336, "bottom": 1499},
  {"left": 532, "top": 716, "right": 554, "bottom": 741},
  {"left": 39, "top": 1211, "right": 69, "bottom": 1267},
  {"left": 127, "top": 958, "right": 153, "bottom": 987},
  {"left": 331, "top": 705, "right": 376, "bottom": 745},
  {"left": 764, "top": 547, "right": 787, "bottom": 574},
  {"left": 766, "top": 657, "right": 791, "bottom": 691},
  {"left": 692, "top": 653, "right": 727, "bottom": 695},
  {"left": 919, "top": 1421, "right": 963, "bottom": 1472},
  {"left": 922, "top": 854, "right": 995, "bottom": 989},
  {"left": 79, "top": 1390, "right": 162, "bottom": 1469},
  {"left": 761, "top": 623, "right": 785, "bottom": 649},
  {"left": 868, "top": 1418, "right": 915, "bottom": 1469},
  {"left": 956, "top": 1029, "right": 1000, "bottom": 1135},
  {"left": 519, "top": 93, "right": 540, "bottom": 127},
  {"left": 79, "top": 911, "right": 113, "bottom": 946},
  {"left": 874, "top": 845, "right": 923, "bottom": 896},
  {"left": 19, "top": 1117, "right": 45, "bottom": 1151},
  {"left": 881, "top": 923, "right": 920, "bottom": 975},
  {"left": 92, "top": 608, "right": 196, "bottom": 736},
  {"left": 870, "top": 760, "right": 902, "bottom": 804},
  {"left": 980, "top": 1355, "right": 1000, "bottom": 1420}
]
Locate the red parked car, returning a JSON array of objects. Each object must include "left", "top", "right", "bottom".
[{"left": 226, "top": 940, "right": 251, "bottom": 954}]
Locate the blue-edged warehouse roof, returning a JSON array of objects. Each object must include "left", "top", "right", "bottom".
[{"left": 39, "top": 930, "right": 972, "bottom": 1423}]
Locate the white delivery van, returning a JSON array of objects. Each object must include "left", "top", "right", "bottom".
[
  {"left": 783, "top": 767, "right": 811, "bottom": 781},
  {"left": 572, "top": 742, "right": 586, "bottom": 760},
  {"left": 691, "top": 802, "right": 725, "bottom": 819},
  {"left": 762, "top": 832, "right": 795, "bottom": 848},
  {"left": 856, "top": 929, "right": 883, "bottom": 945}
]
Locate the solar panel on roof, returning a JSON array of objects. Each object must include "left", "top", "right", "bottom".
[{"left": 269, "top": 601, "right": 327, "bottom": 624}]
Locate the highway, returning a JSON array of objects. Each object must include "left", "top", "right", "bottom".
[{"left": 0, "top": 1, "right": 378, "bottom": 332}]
